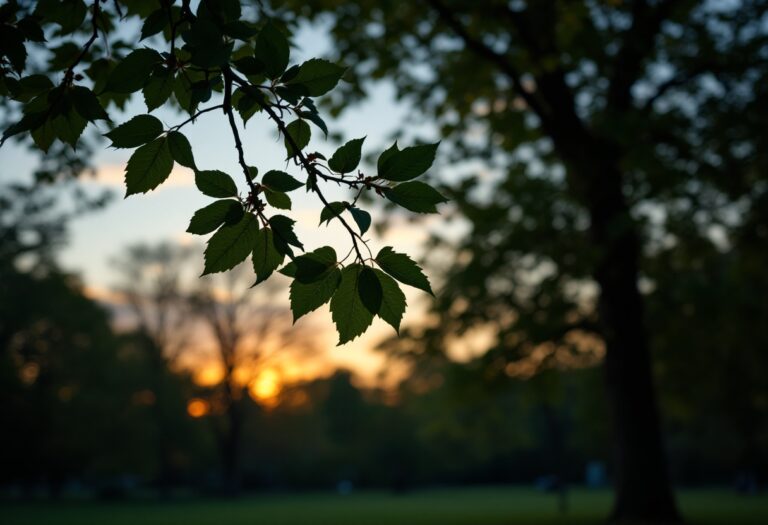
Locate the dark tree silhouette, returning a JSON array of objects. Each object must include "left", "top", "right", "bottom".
[{"left": 278, "top": 0, "right": 768, "bottom": 521}]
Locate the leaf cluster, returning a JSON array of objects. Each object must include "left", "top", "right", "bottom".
[{"left": 0, "top": 0, "right": 447, "bottom": 344}]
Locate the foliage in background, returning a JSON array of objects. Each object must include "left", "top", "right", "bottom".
[{"left": 276, "top": 0, "right": 768, "bottom": 522}]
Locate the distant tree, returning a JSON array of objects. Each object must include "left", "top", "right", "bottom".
[
  {"left": 190, "top": 265, "right": 318, "bottom": 493},
  {"left": 112, "top": 242, "right": 197, "bottom": 487},
  {"left": 0, "top": 0, "right": 443, "bottom": 346},
  {"left": 277, "top": 0, "right": 768, "bottom": 521},
  {"left": 0, "top": 264, "right": 145, "bottom": 491}
]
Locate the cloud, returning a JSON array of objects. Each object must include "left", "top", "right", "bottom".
[{"left": 82, "top": 163, "right": 195, "bottom": 189}]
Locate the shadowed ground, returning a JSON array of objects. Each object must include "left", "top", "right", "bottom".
[{"left": 2, "top": 487, "right": 766, "bottom": 525}]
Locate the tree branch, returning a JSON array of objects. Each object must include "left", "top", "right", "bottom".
[
  {"left": 227, "top": 69, "right": 367, "bottom": 263},
  {"left": 607, "top": 0, "right": 680, "bottom": 111},
  {"left": 425, "top": 0, "right": 552, "bottom": 128}
]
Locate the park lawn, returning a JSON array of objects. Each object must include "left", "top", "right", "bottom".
[{"left": 1, "top": 487, "right": 766, "bottom": 525}]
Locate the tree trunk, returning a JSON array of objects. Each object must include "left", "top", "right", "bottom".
[
  {"left": 218, "top": 370, "right": 243, "bottom": 495},
  {"left": 221, "top": 402, "right": 243, "bottom": 494},
  {"left": 586, "top": 158, "right": 681, "bottom": 523}
]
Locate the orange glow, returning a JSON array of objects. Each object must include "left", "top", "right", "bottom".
[
  {"left": 19, "top": 362, "right": 40, "bottom": 385},
  {"left": 248, "top": 369, "right": 281, "bottom": 406},
  {"left": 194, "top": 364, "right": 224, "bottom": 386},
  {"left": 187, "top": 398, "right": 210, "bottom": 418}
]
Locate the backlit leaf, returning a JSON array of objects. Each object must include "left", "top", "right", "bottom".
[
  {"left": 376, "top": 246, "right": 433, "bottom": 295},
  {"left": 289, "top": 266, "right": 341, "bottom": 322},
  {"left": 168, "top": 131, "right": 196, "bottom": 169},
  {"left": 264, "top": 188, "right": 291, "bottom": 210},
  {"left": 328, "top": 137, "right": 365, "bottom": 174},
  {"left": 348, "top": 206, "right": 371, "bottom": 235},
  {"left": 195, "top": 170, "right": 238, "bottom": 198},
  {"left": 252, "top": 227, "right": 284, "bottom": 284},
  {"left": 71, "top": 86, "right": 109, "bottom": 121},
  {"left": 378, "top": 142, "right": 439, "bottom": 182},
  {"left": 373, "top": 269, "right": 406, "bottom": 333},
  {"left": 124, "top": 136, "right": 174, "bottom": 196},
  {"left": 288, "top": 58, "right": 346, "bottom": 97},
  {"left": 105, "top": 48, "right": 161, "bottom": 94},
  {"left": 262, "top": 170, "right": 303, "bottom": 192},
  {"left": 203, "top": 213, "right": 258, "bottom": 275},
  {"left": 187, "top": 200, "right": 244, "bottom": 235},
  {"left": 330, "top": 264, "right": 375, "bottom": 345},
  {"left": 255, "top": 21, "right": 289, "bottom": 79},
  {"left": 284, "top": 119, "right": 310, "bottom": 158},
  {"left": 384, "top": 181, "right": 447, "bottom": 214},
  {"left": 105, "top": 115, "right": 163, "bottom": 148},
  {"left": 320, "top": 201, "right": 346, "bottom": 225}
]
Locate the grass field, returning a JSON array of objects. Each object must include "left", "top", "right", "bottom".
[{"left": 1, "top": 487, "right": 766, "bottom": 525}]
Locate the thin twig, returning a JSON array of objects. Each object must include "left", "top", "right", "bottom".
[
  {"left": 64, "top": 0, "right": 102, "bottom": 83},
  {"left": 169, "top": 104, "right": 224, "bottom": 131},
  {"left": 227, "top": 70, "right": 369, "bottom": 262}
]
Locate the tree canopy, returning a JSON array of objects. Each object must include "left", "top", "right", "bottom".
[{"left": 276, "top": 0, "right": 768, "bottom": 522}]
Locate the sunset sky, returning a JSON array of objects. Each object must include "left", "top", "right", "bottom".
[{"left": 1, "top": 22, "right": 457, "bottom": 391}]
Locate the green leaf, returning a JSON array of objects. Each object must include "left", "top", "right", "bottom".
[
  {"left": 375, "top": 246, "right": 433, "bottom": 295},
  {"left": 167, "top": 131, "right": 196, "bottom": 169},
  {"left": 2, "top": 111, "right": 47, "bottom": 144},
  {"left": 262, "top": 170, "right": 303, "bottom": 192},
  {"left": 358, "top": 266, "right": 383, "bottom": 315},
  {"left": 374, "top": 269, "right": 406, "bottom": 333},
  {"left": 233, "top": 87, "right": 264, "bottom": 125},
  {"left": 17, "top": 16, "right": 45, "bottom": 43},
  {"left": 384, "top": 181, "right": 447, "bottom": 213},
  {"left": 319, "top": 201, "right": 347, "bottom": 225},
  {"left": 31, "top": 118, "right": 55, "bottom": 152},
  {"left": 11, "top": 75, "right": 53, "bottom": 102},
  {"left": 378, "top": 142, "right": 439, "bottom": 181},
  {"left": 252, "top": 227, "right": 284, "bottom": 284},
  {"left": 330, "top": 264, "right": 376, "bottom": 345},
  {"left": 124, "top": 137, "right": 174, "bottom": 196},
  {"left": 182, "top": 18, "right": 232, "bottom": 68},
  {"left": 328, "top": 137, "right": 365, "bottom": 174},
  {"left": 105, "top": 48, "right": 162, "bottom": 94},
  {"left": 264, "top": 188, "right": 291, "bottom": 210},
  {"left": 288, "top": 58, "right": 346, "bottom": 97},
  {"left": 51, "top": 110, "right": 86, "bottom": 147},
  {"left": 173, "top": 74, "right": 194, "bottom": 114},
  {"left": 281, "top": 246, "right": 337, "bottom": 283},
  {"left": 140, "top": 9, "right": 167, "bottom": 40},
  {"left": 348, "top": 206, "right": 371, "bottom": 235},
  {"left": 203, "top": 213, "right": 259, "bottom": 275},
  {"left": 143, "top": 67, "right": 174, "bottom": 111},
  {"left": 70, "top": 86, "right": 109, "bottom": 121},
  {"left": 298, "top": 110, "right": 328, "bottom": 137},
  {"left": 377, "top": 141, "right": 399, "bottom": 173},
  {"left": 255, "top": 21, "right": 289, "bottom": 79},
  {"left": 195, "top": 170, "right": 238, "bottom": 198},
  {"left": 105, "top": 115, "right": 163, "bottom": 148},
  {"left": 284, "top": 119, "right": 311, "bottom": 158},
  {"left": 187, "top": 200, "right": 244, "bottom": 235},
  {"left": 289, "top": 266, "right": 341, "bottom": 322},
  {"left": 269, "top": 215, "right": 303, "bottom": 254}
]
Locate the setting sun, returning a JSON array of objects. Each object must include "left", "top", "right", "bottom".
[
  {"left": 249, "top": 369, "right": 281, "bottom": 406},
  {"left": 194, "top": 364, "right": 224, "bottom": 387}
]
